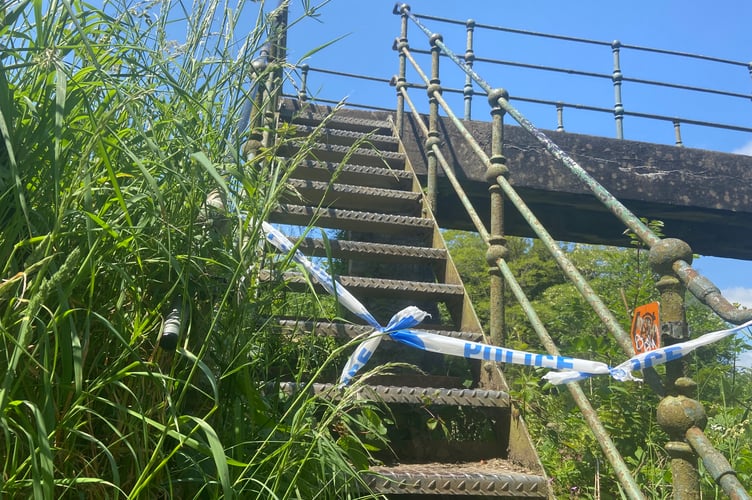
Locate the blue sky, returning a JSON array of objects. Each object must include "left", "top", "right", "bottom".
[{"left": 277, "top": 1, "right": 752, "bottom": 314}]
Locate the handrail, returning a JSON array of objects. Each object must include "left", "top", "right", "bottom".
[
  {"left": 396, "top": 4, "right": 752, "bottom": 326},
  {"left": 686, "top": 427, "right": 752, "bottom": 500},
  {"left": 396, "top": 83, "right": 648, "bottom": 500},
  {"left": 394, "top": 4, "right": 750, "bottom": 497}
]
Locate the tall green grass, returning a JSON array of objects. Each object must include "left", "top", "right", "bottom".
[{"left": 0, "top": 0, "right": 387, "bottom": 497}]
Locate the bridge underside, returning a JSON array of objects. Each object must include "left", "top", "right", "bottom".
[{"left": 397, "top": 113, "right": 752, "bottom": 261}]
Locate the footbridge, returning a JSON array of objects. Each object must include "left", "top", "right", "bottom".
[{"left": 242, "top": 3, "right": 752, "bottom": 498}]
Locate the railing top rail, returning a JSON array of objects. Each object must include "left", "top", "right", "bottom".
[{"left": 411, "top": 11, "right": 752, "bottom": 68}]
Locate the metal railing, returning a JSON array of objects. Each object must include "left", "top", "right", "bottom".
[
  {"left": 409, "top": 13, "right": 752, "bottom": 142},
  {"left": 393, "top": 4, "right": 751, "bottom": 499},
  {"left": 292, "top": 11, "right": 752, "bottom": 150}
]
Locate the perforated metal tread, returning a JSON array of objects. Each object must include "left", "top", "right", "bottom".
[
  {"left": 284, "top": 178, "right": 422, "bottom": 214},
  {"left": 279, "top": 383, "right": 510, "bottom": 408},
  {"left": 277, "top": 319, "right": 483, "bottom": 342},
  {"left": 292, "top": 238, "right": 447, "bottom": 264},
  {"left": 269, "top": 203, "right": 434, "bottom": 235},
  {"left": 259, "top": 270, "right": 465, "bottom": 302},
  {"left": 287, "top": 123, "right": 399, "bottom": 152},
  {"left": 289, "top": 159, "right": 413, "bottom": 189},
  {"left": 365, "top": 461, "right": 548, "bottom": 497}
]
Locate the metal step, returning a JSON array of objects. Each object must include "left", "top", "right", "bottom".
[
  {"left": 279, "top": 101, "right": 394, "bottom": 135},
  {"left": 269, "top": 203, "right": 434, "bottom": 236},
  {"left": 277, "top": 319, "right": 483, "bottom": 343},
  {"left": 260, "top": 270, "right": 465, "bottom": 303},
  {"left": 292, "top": 238, "right": 447, "bottom": 265},
  {"left": 283, "top": 178, "right": 422, "bottom": 215},
  {"left": 365, "top": 462, "right": 548, "bottom": 497},
  {"left": 279, "top": 383, "right": 510, "bottom": 408},
  {"left": 288, "top": 159, "right": 413, "bottom": 190},
  {"left": 279, "top": 141, "right": 405, "bottom": 169},
  {"left": 287, "top": 123, "right": 399, "bottom": 152}
]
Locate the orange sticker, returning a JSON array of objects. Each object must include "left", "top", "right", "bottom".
[{"left": 630, "top": 302, "right": 661, "bottom": 354}]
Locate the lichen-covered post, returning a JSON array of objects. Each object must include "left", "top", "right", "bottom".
[
  {"left": 425, "top": 33, "right": 443, "bottom": 211},
  {"left": 612, "top": 40, "right": 624, "bottom": 139},
  {"left": 486, "top": 88, "right": 510, "bottom": 347},
  {"left": 463, "top": 19, "right": 475, "bottom": 121},
  {"left": 650, "top": 239, "right": 701, "bottom": 498},
  {"left": 657, "top": 378, "right": 705, "bottom": 500}
]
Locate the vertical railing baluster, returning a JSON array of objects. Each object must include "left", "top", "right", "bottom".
[
  {"left": 394, "top": 4, "right": 410, "bottom": 135},
  {"left": 426, "top": 33, "right": 443, "bottom": 211},
  {"left": 673, "top": 119, "right": 684, "bottom": 147},
  {"left": 298, "top": 64, "right": 309, "bottom": 102},
  {"left": 612, "top": 40, "right": 624, "bottom": 139},
  {"left": 463, "top": 19, "right": 476, "bottom": 121},
  {"left": 487, "top": 88, "right": 510, "bottom": 347},
  {"left": 651, "top": 238, "right": 702, "bottom": 499},
  {"left": 556, "top": 102, "right": 565, "bottom": 132}
]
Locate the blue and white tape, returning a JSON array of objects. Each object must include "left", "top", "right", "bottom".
[{"left": 261, "top": 222, "right": 752, "bottom": 385}]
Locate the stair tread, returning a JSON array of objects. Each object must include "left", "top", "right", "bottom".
[
  {"left": 277, "top": 318, "right": 483, "bottom": 342},
  {"left": 284, "top": 178, "right": 421, "bottom": 214},
  {"left": 279, "top": 141, "right": 404, "bottom": 168},
  {"left": 289, "top": 159, "right": 413, "bottom": 189},
  {"left": 260, "top": 270, "right": 464, "bottom": 300},
  {"left": 293, "top": 237, "right": 446, "bottom": 263},
  {"left": 280, "top": 382, "right": 510, "bottom": 408},
  {"left": 269, "top": 203, "right": 434, "bottom": 234},
  {"left": 279, "top": 102, "right": 394, "bottom": 134},
  {"left": 287, "top": 123, "right": 399, "bottom": 151},
  {"left": 366, "top": 459, "right": 547, "bottom": 496}
]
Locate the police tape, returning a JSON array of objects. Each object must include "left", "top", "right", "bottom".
[{"left": 261, "top": 222, "right": 752, "bottom": 385}]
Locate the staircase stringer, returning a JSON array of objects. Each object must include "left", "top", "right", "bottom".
[{"left": 393, "top": 124, "right": 545, "bottom": 473}]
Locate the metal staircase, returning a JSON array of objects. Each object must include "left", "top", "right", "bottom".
[{"left": 265, "top": 98, "right": 549, "bottom": 498}]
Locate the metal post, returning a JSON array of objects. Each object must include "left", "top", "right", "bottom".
[
  {"left": 425, "top": 33, "right": 442, "bottom": 211},
  {"left": 657, "top": 378, "right": 704, "bottom": 500},
  {"left": 556, "top": 102, "right": 565, "bottom": 132},
  {"left": 651, "top": 239, "right": 702, "bottom": 499},
  {"left": 463, "top": 19, "right": 475, "bottom": 121},
  {"left": 612, "top": 40, "right": 624, "bottom": 139},
  {"left": 673, "top": 120, "right": 684, "bottom": 147},
  {"left": 263, "top": 2, "right": 288, "bottom": 148},
  {"left": 298, "top": 64, "right": 309, "bottom": 102},
  {"left": 243, "top": 52, "right": 269, "bottom": 160},
  {"left": 486, "top": 88, "right": 510, "bottom": 347},
  {"left": 394, "top": 4, "right": 410, "bottom": 135}
]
